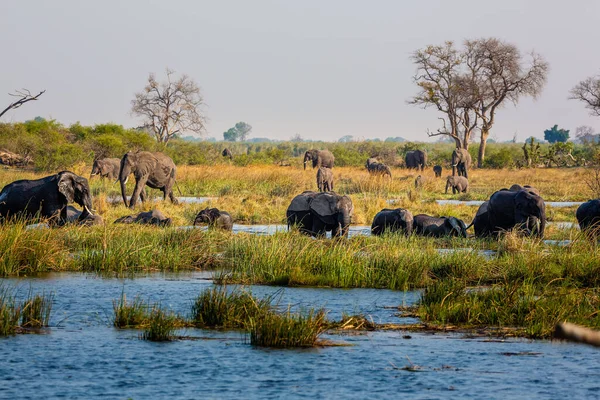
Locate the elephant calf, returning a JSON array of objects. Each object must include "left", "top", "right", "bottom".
[
  {"left": 433, "top": 165, "right": 442, "bottom": 177},
  {"left": 365, "top": 158, "right": 392, "bottom": 178},
  {"left": 371, "top": 208, "right": 413, "bottom": 236},
  {"left": 114, "top": 210, "right": 172, "bottom": 227},
  {"left": 413, "top": 214, "right": 467, "bottom": 238},
  {"left": 445, "top": 176, "right": 468, "bottom": 194},
  {"left": 576, "top": 199, "right": 600, "bottom": 238},
  {"left": 90, "top": 158, "right": 120, "bottom": 180},
  {"left": 316, "top": 167, "right": 334, "bottom": 192},
  {"left": 66, "top": 206, "right": 104, "bottom": 226},
  {"left": 194, "top": 208, "right": 233, "bottom": 230}
]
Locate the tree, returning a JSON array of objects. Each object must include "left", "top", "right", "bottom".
[
  {"left": 570, "top": 74, "right": 600, "bottom": 116},
  {"left": 544, "top": 124, "right": 570, "bottom": 143},
  {"left": 338, "top": 135, "right": 354, "bottom": 143},
  {"left": 131, "top": 68, "right": 205, "bottom": 145},
  {"left": 290, "top": 133, "right": 304, "bottom": 142},
  {"left": 575, "top": 125, "right": 598, "bottom": 144},
  {"left": 222, "top": 121, "right": 252, "bottom": 141},
  {"left": 0, "top": 89, "right": 45, "bottom": 118}
]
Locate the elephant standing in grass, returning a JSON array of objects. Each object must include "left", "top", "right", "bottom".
[
  {"left": 371, "top": 208, "right": 413, "bottom": 236},
  {"left": 114, "top": 210, "right": 172, "bottom": 227},
  {"left": 194, "top": 208, "right": 233, "bottom": 230},
  {"left": 576, "top": 199, "right": 600, "bottom": 238},
  {"left": 446, "top": 176, "right": 468, "bottom": 194},
  {"left": 303, "top": 149, "right": 334, "bottom": 170},
  {"left": 365, "top": 158, "right": 392, "bottom": 177},
  {"left": 413, "top": 214, "right": 467, "bottom": 238},
  {"left": 405, "top": 150, "right": 427, "bottom": 171},
  {"left": 286, "top": 191, "right": 353, "bottom": 237},
  {"left": 0, "top": 171, "right": 94, "bottom": 225},
  {"left": 119, "top": 151, "right": 178, "bottom": 208},
  {"left": 90, "top": 158, "right": 121, "bottom": 180},
  {"left": 316, "top": 167, "right": 334, "bottom": 192},
  {"left": 451, "top": 148, "right": 471, "bottom": 178},
  {"left": 222, "top": 148, "right": 233, "bottom": 160},
  {"left": 433, "top": 165, "right": 442, "bottom": 177}
]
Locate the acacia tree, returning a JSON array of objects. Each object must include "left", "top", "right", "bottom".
[
  {"left": 131, "top": 69, "right": 205, "bottom": 144},
  {"left": 0, "top": 89, "right": 45, "bottom": 118},
  {"left": 570, "top": 74, "right": 600, "bottom": 117}
]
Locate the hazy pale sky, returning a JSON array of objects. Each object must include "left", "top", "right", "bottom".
[{"left": 2, "top": 0, "right": 599, "bottom": 142}]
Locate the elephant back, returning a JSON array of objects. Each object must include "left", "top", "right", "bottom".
[
  {"left": 288, "top": 191, "right": 318, "bottom": 212},
  {"left": 310, "top": 192, "right": 353, "bottom": 217}
]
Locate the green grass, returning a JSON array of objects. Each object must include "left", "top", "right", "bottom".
[
  {"left": 113, "top": 292, "right": 149, "bottom": 328},
  {"left": 20, "top": 291, "right": 53, "bottom": 328},
  {"left": 141, "top": 305, "right": 178, "bottom": 342},
  {"left": 0, "top": 285, "right": 53, "bottom": 335},
  {"left": 248, "top": 307, "right": 327, "bottom": 348}
]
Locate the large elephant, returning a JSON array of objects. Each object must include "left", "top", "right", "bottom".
[
  {"left": 405, "top": 150, "right": 427, "bottom": 171},
  {"left": 222, "top": 148, "right": 233, "bottom": 160},
  {"left": 365, "top": 158, "right": 392, "bottom": 177},
  {"left": 286, "top": 191, "right": 353, "bottom": 237},
  {"left": 451, "top": 148, "right": 472, "bottom": 178},
  {"left": 90, "top": 158, "right": 120, "bottom": 180},
  {"left": 316, "top": 167, "right": 334, "bottom": 192},
  {"left": 371, "top": 208, "right": 413, "bottom": 236},
  {"left": 119, "top": 151, "right": 178, "bottom": 208},
  {"left": 576, "top": 199, "right": 600, "bottom": 238},
  {"left": 303, "top": 149, "right": 334, "bottom": 170},
  {"left": 469, "top": 188, "right": 546, "bottom": 238},
  {"left": 194, "top": 207, "right": 233, "bottom": 230},
  {"left": 0, "top": 171, "right": 94, "bottom": 225},
  {"left": 413, "top": 214, "right": 467, "bottom": 238}
]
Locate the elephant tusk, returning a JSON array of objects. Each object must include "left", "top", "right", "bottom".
[
  {"left": 451, "top": 163, "right": 458, "bottom": 167},
  {"left": 84, "top": 205, "right": 94, "bottom": 216}
]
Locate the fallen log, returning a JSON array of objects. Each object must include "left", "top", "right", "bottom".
[{"left": 554, "top": 322, "right": 600, "bottom": 347}]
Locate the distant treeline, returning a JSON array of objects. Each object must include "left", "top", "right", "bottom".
[{"left": 0, "top": 119, "right": 597, "bottom": 171}]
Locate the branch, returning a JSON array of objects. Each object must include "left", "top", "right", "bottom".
[{"left": 0, "top": 89, "right": 46, "bottom": 118}]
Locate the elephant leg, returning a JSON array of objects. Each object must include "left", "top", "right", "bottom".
[
  {"left": 312, "top": 218, "right": 327, "bottom": 238},
  {"left": 140, "top": 188, "right": 147, "bottom": 203},
  {"left": 165, "top": 180, "right": 179, "bottom": 204},
  {"left": 129, "top": 177, "right": 148, "bottom": 208}
]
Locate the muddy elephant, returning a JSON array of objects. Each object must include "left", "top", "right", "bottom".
[
  {"left": 433, "top": 165, "right": 442, "bottom": 177},
  {"left": 365, "top": 158, "right": 392, "bottom": 177},
  {"left": 371, "top": 208, "right": 413, "bottom": 236},
  {"left": 0, "top": 171, "right": 94, "bottom": 225},
  {"left": 576, "top": 199, "right": 600, "bottom": 238},
  {"left": 451, "top": 148, "right": 471, "bottom": 178},
  {"left": 66, "top": 206, "right": 104, "bottom": 226},
  {"left": 405, "top": 150, "right": 427, "bottom": 171},
  {"left": 119, "top": 151, "right": 178, "bottom": 208},
  {"left": 90, "top": 158, "right": 121, "bottom": 180},
  {"left": 286, "top": 191, "right": 353, "bottom": 237},
  {"left": 316, "top": 167, "right": 334, "bottom": 192},
  {"left": 222, "top": 148, "right": 233, "bottom": 160},
  {"left": 194, "top": 207, "right": 233, "bottom": 230},
  {"left": 114, "top": 210, "right": 172, "bottom": 227},
  {"left": 303, "top": 149, "right": 334, "bottom": 170},
  {"left": 445, "top": 176, "right": 468, "bottom": 194},
  {"left": 413, "top": 214, "right": 467, "bottom": 238},
  {"left": 468, "top": 189, "right": 546, "bottom": 238}
]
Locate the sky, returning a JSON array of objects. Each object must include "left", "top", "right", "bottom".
[{"left": 2, "top": 0, "right": 599, "bottom": 142}]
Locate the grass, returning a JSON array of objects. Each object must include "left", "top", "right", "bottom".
[
  {"left": 0, "top": 285, "right": 53, "bottom": 335},
  {"left": 113, "top": 292, "right": 149, "bottom": 328},
  {"left": 141, "top": 305, "right": 178, "bottom": 342},
  {"left": 20, "top": 291, "right": 53, "bottom": 328},
  {"left": 248, "top": 307, "right": 327, "bottom": 348}
]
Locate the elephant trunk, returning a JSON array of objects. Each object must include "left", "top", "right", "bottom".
[
  {"left": 340, "top": 209, "right": 351, "bottom": 238},
  {"left": 303, "top": 160, "right": 307, "bottom": 170},
  {"left": 445, "top": 180, "right": 450, "bottom": 194},
  {"left": 119, "top": 163, "right": 131, "bottom": 207}
]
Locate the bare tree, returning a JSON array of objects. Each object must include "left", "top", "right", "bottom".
[
  {"left": 576, "top": 125, "right": 597, "bottom": 144},
  {"left": 464, "top": 38, "right": 548, "bottom": 167},
  {"left": 570, "top": 74, "right": 600, "bottom": 117},
  {"left": 131, "top": 69, "right": 206, "bottom": 144},
  {"left": 0, "top": 89, "right": 46, "bottom": 118}
]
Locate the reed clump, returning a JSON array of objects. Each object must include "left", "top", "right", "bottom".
[
  {"left": 0, "top": 286, "right": 53, "bottom": 335},
  {"left": 113, "top": 292, "right": 149, "bottom": 328},
  {"left": 20, "top": 291, "right": 53, "bottom": 328},
  {"left": 248, "top": 307, "right": 327, "bottom": 348},
  {"left": 141, "top": 305, "right": 178, "bottom": 342}
]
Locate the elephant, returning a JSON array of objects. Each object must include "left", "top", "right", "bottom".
[
  {"left": 433, "top": 165, "right": 442, "bottom": 178},
  {"left": 65, "top": 206, "right": 104, "bottom": 226},
  {"left": 316, "top": 167, "right": 334, "bottom": 192},
  {"left": 509, "top": 184, "right": 540, "bottom": 196},
  {"left": 303, "top": 149, "right": 334, "bottom": 170},
  {"left": 413, "top": 214, "right": 467, "bottom": 238},
  {"left": 415, "top": 175, "right": 425, "bottom": 189},
  {"left": 114, "top": 210, "right": 172, "bottom": 227},
  {"left": 468, "top": 189, "right": 546, "bottom": 238},
  {"left": 365, "top": 158, "right": 392, "bottom": 177},
  {"left": 451, "top": 148, "right": 472, "bottom": 178},
  {"left": 90, "top": 158, "right": 120, "bottom": 180},
  {"left": 445, "top": 176, "right": 468, "bottom": 194},
  {"left": 222, "top": 148, "right": 233, "bottom": 160},
  {"left": 405, "top": 150, "right": 427, "bottom": 171},
  {"left": 371, "top": 208, "right": 413, "bottom": 236},
  {"left": 286, "top": 191, "right": 353, "bottom": 237},
  {"left": 0, "top": 171, "right": 94, "bottom": 225},
  {"left": 576, "top": 199, "right": 600, "bottom": 238},
  {"left": 194, "top": 207, "right": 233, "bottom": 230},
  {"left": 119, "top": 151, "right": 178, "bottom": 208}
]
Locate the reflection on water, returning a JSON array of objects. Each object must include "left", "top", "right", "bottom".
[
  {"left": 107, "top": 196, "right": 217, "bottom": 204},
  {"left": 435, "top": 200, "right": 583, "bottom": 208},
  {"left": 0, "top": 273, "right": 597, "bottom": 399}
]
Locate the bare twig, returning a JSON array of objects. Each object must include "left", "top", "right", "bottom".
[{"left": 0, "top": 89, "right": 46, "bottom": 118}]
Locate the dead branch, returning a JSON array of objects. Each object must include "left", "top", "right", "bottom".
[{"left": 0, "top": 89, "right": 46, "bottom": 118}]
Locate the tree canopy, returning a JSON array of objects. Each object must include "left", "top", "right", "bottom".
[
  {"left": 544, "top": 125, "right": 570, "bottom": 143},
  {"left": 223, "top": 121, "right": 252, "bottom": 141}
]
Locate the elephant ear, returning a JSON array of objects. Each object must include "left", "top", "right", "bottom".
[
  {"left": 58, "top": 173, "right": 75, "bottom": 203},
  {"left": 310, "top": 193, "right": 337, "bottom": 216},
  {"left": 288, "top": 192, "right": 316, "bottom": 212}
]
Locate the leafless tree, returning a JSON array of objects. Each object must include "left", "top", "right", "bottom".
[
  {"left": 576, "top": 125, "right": 597, "bottom": 144},
  {"left": 0, "top": 89, "right": 46, "bottom": 118},
  {"left": 131, "top": 69, "right": 206, "bottom": 144},
  {"left": 464, "top": 38, "right": 548, "bottom": 167},
  {"left": 570, "top": 74, "right": 600, "bottom": 117}
]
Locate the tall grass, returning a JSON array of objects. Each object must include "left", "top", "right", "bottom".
[
  {"left": 141, "top": 305, "right": 177, "bottom": 342},
  {"left": 20, "top": 291, "right": 53, "bottom": 328},
  {"left": 248, "top": 307, "right": 327, "bottom": 348},
  {"left": 113, "top": 292, "right": 149, "bottom": 328},
  {"left": 0, "top": 285, "right": 53, "bottom": 335}
]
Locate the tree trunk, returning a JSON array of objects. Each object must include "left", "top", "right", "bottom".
[{"left": 477, "top": 130, "right": 489, "bottom": 168}]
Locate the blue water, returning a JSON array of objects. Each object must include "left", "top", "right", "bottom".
[{"left": 0, "top": 273, "right": 598, "bottom": 399}]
